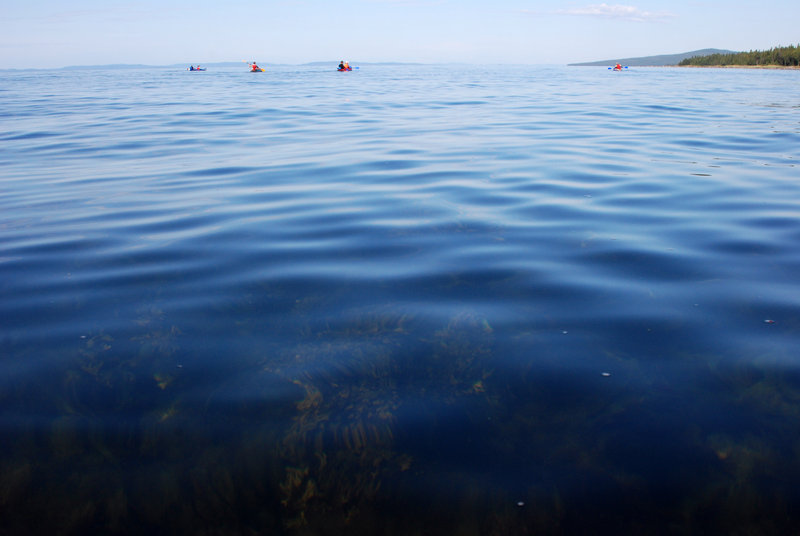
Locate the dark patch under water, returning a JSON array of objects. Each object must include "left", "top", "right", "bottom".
[{"left": 1, "top": 64, "right": 799, "bottom": 534}]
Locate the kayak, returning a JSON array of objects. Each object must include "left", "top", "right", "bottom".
[
  {"left": 337, "top": 68, "right": 352, "bottom": 71},
  {"left": 250, "top": 68, "right": 265, "bottom": 72},
  {"left": 188, "top": 68, "right": 206, "bottom": 71}
]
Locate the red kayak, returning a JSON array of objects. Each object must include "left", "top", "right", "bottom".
[{"left": 337, "top": 67, "right": 352, "bottom": 71}]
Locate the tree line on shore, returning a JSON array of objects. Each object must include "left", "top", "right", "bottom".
[{"left": 679, "top": 44, "right": 800, "bottom": 67}]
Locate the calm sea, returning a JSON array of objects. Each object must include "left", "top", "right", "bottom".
[{"left": 1, "top": 64, "right": 799, "bottom": 534}]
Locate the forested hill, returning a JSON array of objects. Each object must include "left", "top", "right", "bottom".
[
  {"left": 679, "top": 45, "right": 800, "bottom": 67},
  {"left": 569, "top": 49, "right": 735, "bottom": 67}
]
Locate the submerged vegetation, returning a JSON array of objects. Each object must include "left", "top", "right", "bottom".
[
  {"left": 3, "top": 298, "right": 800, "bottom": 534},
  {"left": 679, "top": 44, "right": 800, "bottom": 67}
]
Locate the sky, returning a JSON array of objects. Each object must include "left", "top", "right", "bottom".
[{"left": 1, "top": 0, "right": 798, "bottom": 69}]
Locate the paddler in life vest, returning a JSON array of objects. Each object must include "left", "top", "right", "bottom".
[
  {"left": 614, "top": 63, "right": 622, "bottom": 71},
  {"left": 338, "top": 61, "right": 345, "bottom": 70},
  {"left": 343, "top": 61, "right": 350, "bottom": 70},
  {"left": 250, "top": 62, "right": 260, "bottom": 72}
]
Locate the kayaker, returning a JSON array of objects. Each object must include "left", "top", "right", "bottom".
[
  {"left": 250, "top": 62, "right": 260, "bottom": 72},
  {"left": 338, "top": 61, "right": 345, "bottom": 70},
  {"left": 343, "top": 61, "right": 350, "bottom": 70},
  {"left": 614, "top": 63, "right": 622, "bottom": 70}
]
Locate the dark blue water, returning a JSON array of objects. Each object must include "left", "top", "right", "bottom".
[{"left": 2, "top": 64, "right": 799, "bottom": 534}]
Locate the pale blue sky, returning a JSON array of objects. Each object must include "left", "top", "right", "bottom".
[{"left": 2, "top": 0, "right": 798, "bottom": 68}]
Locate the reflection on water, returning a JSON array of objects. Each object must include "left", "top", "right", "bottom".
[{"left": 1, "top": 64, "right": 800, "bottom": 533}]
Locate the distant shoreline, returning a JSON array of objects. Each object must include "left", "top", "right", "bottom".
[{"left": 676, "top": 64, "right": 800, "bottom": 70}]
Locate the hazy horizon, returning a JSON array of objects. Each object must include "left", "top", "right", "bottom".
[{"left": 2, "top": 1, "right": 798, "bottom": 70}]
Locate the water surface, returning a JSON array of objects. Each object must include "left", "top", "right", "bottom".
[{"left": 1, "top": 64, "right": 799, "bottom": 534}]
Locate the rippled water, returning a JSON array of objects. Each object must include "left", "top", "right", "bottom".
[{"left": 1, "top": 64, "right": 799, "bottom": 533}]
